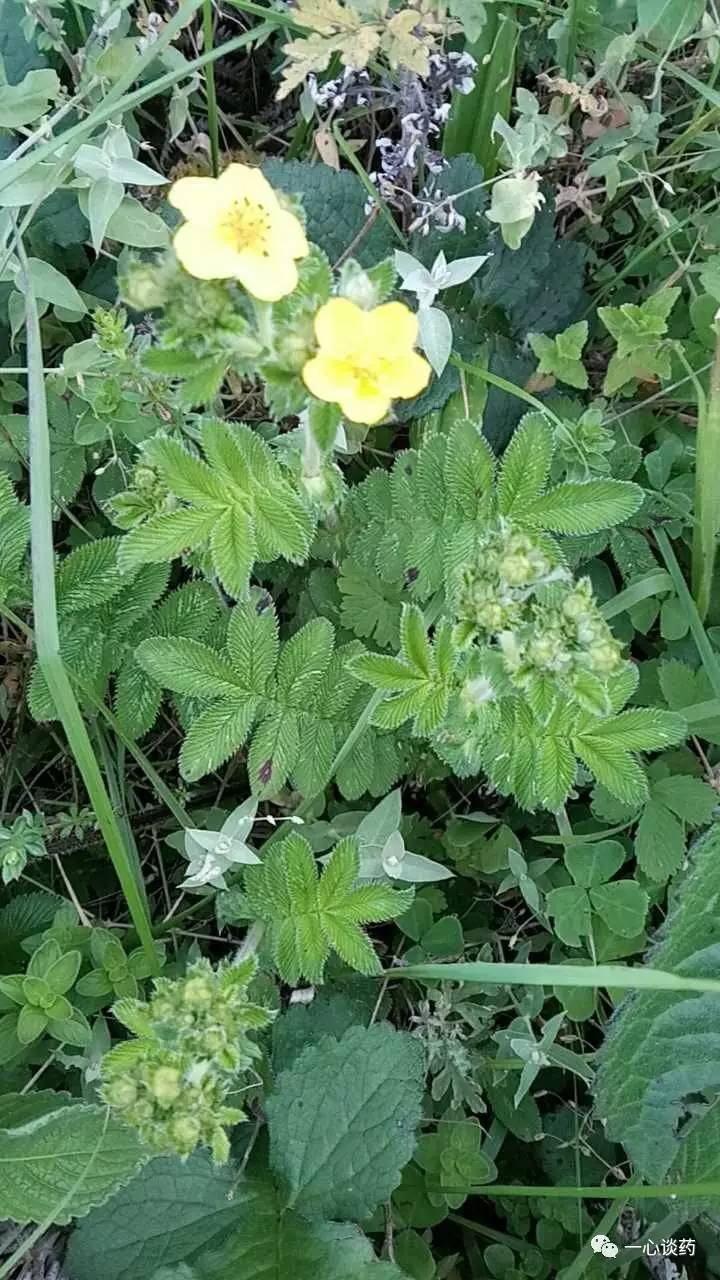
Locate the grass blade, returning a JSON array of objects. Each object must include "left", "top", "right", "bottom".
[
  {"left": 656, "top": 526, "right": 720, "bottom": 698},
  {"left": 393, "top": 959, "right": 720, "bottom": 995},
  {"left": 693, "top": 328, "right": 720, "bottom": 619},
  {"left": 203, "top": 0, "right": 220, "bottom": 176},
  {"left": 21, "top": 237, "right": 158, "bottom": 973}
]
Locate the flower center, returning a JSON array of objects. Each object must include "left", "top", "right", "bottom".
[
  {"left": 342, "top": 352, "right": 392, "bottom": 393},
  {"left": 218, "top": 198, "right": 271, "bottom": 255}
]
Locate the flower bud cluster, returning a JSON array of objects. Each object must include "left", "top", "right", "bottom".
[
  {"left": 101, "top": 955, "right": 273, "bottom": 1163},
  {"left": 497, "top": 577, "right": 623, "bottom": 694},
  {"left": 455, "top": 521, "right": 623, "bottom": 713},
  {"left": 456, "top": 521, "right": 565, "bottom": 638},
  {"left": 110, "top": 460, "right": 170, "bottom": 530}
]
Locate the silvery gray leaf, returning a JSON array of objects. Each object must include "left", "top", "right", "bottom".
[
  {"left": 419, "top": 306, "right": 453, "bottom": 377},
  {"left": 439, "top": 253, "right": 491, "bottom": 287},
  {"left": 220, "top": 797, "right": 258, "bottom": 844}
]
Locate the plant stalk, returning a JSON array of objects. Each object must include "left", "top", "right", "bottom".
[
  {"left": 202, "top": 0, "right": 220, "bottom": 176},
  {"left": 21, "top": 240, "right": 158, "bottom": 974},
  {"left": 693, "top": 323, "right": 720, "bottom": 620}
]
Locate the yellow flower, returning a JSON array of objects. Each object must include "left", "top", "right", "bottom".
[
  {"left": 302, "top": 298, "right": 431, "bottom": 425},
  {"left": 168, "top": 163, "right": 308, "bottom": 302}
]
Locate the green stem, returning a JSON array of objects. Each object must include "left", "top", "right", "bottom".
[
  {"left": 693, "top": 325, "right": 720, "bottom": 620},
  {"left": 448, "top": 1213, "right": 533, "bottom": 1253},
  {"left": 563, "top": 0, "right": 579, "bottom": 77},
  {"left": 0, "top": 604, "right": 192, "bottom": 830},
  {"left": 655, "top": 527, "right": 720, "bottom": 698},
  {"left": 451, "top": 356, "right": 564, "bottom": 425},
  {"left": 20, "top": 239, "right": 158, "bottom": 974},
  {"left": 203, "top": 0, "right": 220, "bottom": 176},
  {"left": 332, "top": 123, "right": 404, "bottom": 244}
]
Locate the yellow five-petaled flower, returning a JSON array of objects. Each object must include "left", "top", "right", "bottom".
[
  {"left": 168, "top": 163, "right": 308, "bottom": 302},
  {"left": 302, "top": 298, "right": 431, "bottom": 425}
]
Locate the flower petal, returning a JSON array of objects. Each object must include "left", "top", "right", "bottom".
[
  {"left": 338, "top": 387, "right": 391, "bottom": 425},
  {"left": 217, "top": 163, "right": 278, "bottom": 209},
  {"left": 168, "top": 176, "right": 223, "bottom": 222},
  {"left": 235, "top": 250, "right": 299, "bottom": 301},
  {"left": 314, "top": 298, "right": 367, "bottom": 357},
  {"left": 268, "top": 208, "right": 309, "bottom": 260},
  {"left": 173, "top": 222, "right": 245, "bottom": 280},
  {"left": 367, "top": 301, "right": 419, "bottom": 357},
  {"left": 302, "top": 355, "right": 353, "bottom": 404},
  {"left": 377, "top": 351, "right": 431, "bottom": 400}
]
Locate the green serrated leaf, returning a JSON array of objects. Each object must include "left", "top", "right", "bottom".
[
  {"left": 243, "top": 834, "right": 412, "bottom": 984},
  {"left": 522, "top": 479, "right": 643, "bottom": 535},
  {"left": 266, "top": 1023, "right": 424, "bottom": 1219},
  {"left": 0, "top": 1099, "right": 147, "bottom": 1223},
  {"left": 65, "top": 1153, "right": 239, "bottom": 1280}
]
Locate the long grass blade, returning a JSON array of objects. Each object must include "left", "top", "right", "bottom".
[
  {"left": 393, "top": 959, "right": 720, "bottom": 995},
  {"left": 20, "top": 238, "right": 158, "bottom": 973}
]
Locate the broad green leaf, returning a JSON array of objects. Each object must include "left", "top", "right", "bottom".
[
  {"left": 545, "top": 885, "right": 590, "bottom": 947},
  {"left": 0, "top": 68, "right": 59, "bottom": 128},
  {"left": 565, "top": 839, "right": 625, "bottom": 888},
  {"left": 350, "top": 653, "right": 425, "bottom": 692},
  {"left": 66, "top": 1154, "right": 241, "bottom": 1280},
  {"left": 651, "top": 775, "right": 717, "bottom": 826},
  {"left": 246, "top": 708, "right": 300, "bottom": 796},
  {"left": 18, "top": 257, "right": 86, "bottom": 314},
  {"left": 442, "top": 420, "right": 494, "bottom": 517},
  {"left": 192, "top": 1177, "right": 385, "bottom": 1280},
  {"left": 275, "top": 617, "right": 334, "bottom": 707},
  {"left": 581, "top": 708, "right": 686, "bottom": 751},
  {"left": 266, "top": 1023, "right": 424, "bottom": 1219},
  {"left": 118, "top": 508, "right": 219, "bottom": 570},
  {"left": 400, "top": 603, "right": 431, "bottom": 675},
  {"left": 226, "top": 596, "right": 278, "bottom": 694},
  {"left": 105, "top": 197, "right": 170, "bottom": 247},
  {"left": 536, "top": 733, "right": 575, "bottom": 810},
  {"left": 143, "top": 438, "right": 229, "bottom": 505},
  {"left": 56, "top": 538, "right": 122, "bottom": 613},
  {"left": 638, "top": 0, "right": 705, "bottom": 48},
  {"left": 88, "top": 177, "right": 124, "bottom": 254},
  {"left": 0, "top": 1099, "right": 146, "bottom": 1223},
  {"left": 573, "top": 737, "right": 648, "bottom": 806},
  {"left": 522, "top": 479, "right": 643, "bottom": 535},
  {"left": 589, "top": 880, "right": 648, "bottom": 938},
  {"left": 210, "top": 505, "right": 256, "bottom": 599},
  {"left": 253, "top": 484, "right": 313, "bottom": 563}
]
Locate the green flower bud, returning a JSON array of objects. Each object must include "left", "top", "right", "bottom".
[
  {"left": 171, "top": 1115, "right": 202, "bottom": 1153},
  {"left": 500, "top": 554, "right": 533, "bottom": 586},
  {"left": 588, "top": 641, "right": 621, "bottom": 674},
  {"left": 119, "top": 259, "right": 170, "bottom": 311},
  {"left": 151, "top": 1066, "right": 182, "bottom": 1105},
  {"left": 182, "top": 977, "right": 213, "bottom": 1008},
  {"left": 105, "top": 1078, "right": 138, "bottom": 1109}
]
